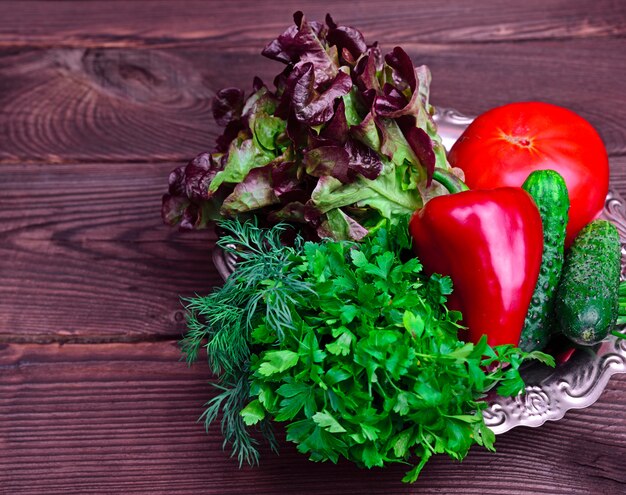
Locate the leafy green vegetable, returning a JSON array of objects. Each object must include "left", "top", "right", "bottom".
[
  {"left": 309, "top": 158, "right": 424, "bottom": 223},
  {"left": 180, "top": 220, "right": 312, "bottom": 466},
  {"left": 181, "top": 219, "right": 554, "bottom": 481},
  {"left": 162, "top": 12, "right": 451, "bottom": 240}
]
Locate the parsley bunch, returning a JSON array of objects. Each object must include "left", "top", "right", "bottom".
[{"left": 182, "top": 219, "right": 553, "bottom": 482}]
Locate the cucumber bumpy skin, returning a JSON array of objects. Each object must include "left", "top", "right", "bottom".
[
  {"left": 555, "top": 219, "right": 621, "bottom": 346},
  {"left": 519, "top": 170, "right": 569, "bottom": 352}
]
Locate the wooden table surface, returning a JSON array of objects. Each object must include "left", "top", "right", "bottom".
[{"left": 2, "top": 1, "right": 626, "bottom": 493}]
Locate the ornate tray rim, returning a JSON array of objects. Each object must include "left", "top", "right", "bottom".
[{"left": 211, "top": 107, "right": 626, "bottom": 434}]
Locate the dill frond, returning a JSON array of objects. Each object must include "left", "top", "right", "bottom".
[
  {"left": 179, "top": 219, "right": 316, "bottom": 465},
  {"left": 200, "top": 373, "right": 260, "bottom": 467}
]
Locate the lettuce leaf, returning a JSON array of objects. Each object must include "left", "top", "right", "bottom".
[
  {"left": 308, "top": 158, "right": 423, "bottom": 237},
  {"left": 161, "top": 12, "right": 451, "bottom": 240}
]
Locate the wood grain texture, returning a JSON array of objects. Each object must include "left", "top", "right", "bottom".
[
  {"left": 0, "top": 4, "right": 625, "bottom": 163},
  {"left": 1, "top": 0, "right": 624, "bottom": 46},
  {"left": 1, "top": 341, "right": 626, "bottom": 495},
  {"left": 2, "top": 1, "right": 626, "bottom": 494},
  {"left": 610, "top": 156, "right": 626, "bottom": 193},
  {"left": 0, "top": 47, "right": 215, "bottom": 163},
  {"left": 0, "top": 162, "right": 219, "bottom": 341}
]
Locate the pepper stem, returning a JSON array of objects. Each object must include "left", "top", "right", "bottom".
[{"left": 431, "top": 168, "right": 470, "bottom": 194}]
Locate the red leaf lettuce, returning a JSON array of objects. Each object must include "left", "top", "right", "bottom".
[{"left": 162, "top": 11, "right": 450, "bottom": 240}]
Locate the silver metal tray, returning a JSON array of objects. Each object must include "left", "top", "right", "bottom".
[
  {"left": 212, "top": 108, "right": 626, "bottom": 434},
  {"left": 485, "top": 189, "right": 626, "bottom": 433}
]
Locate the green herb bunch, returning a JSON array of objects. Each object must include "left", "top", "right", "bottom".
[
  {"left": 181, "top": 220, "right": 313, "bottom": 466},
  {"left": 182, "top": 219, "right": 553, "bottom": 482}
]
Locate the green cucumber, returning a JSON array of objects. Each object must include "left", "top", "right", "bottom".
[
  {"left": 555, "top": 219, "right": 621, "bottom": 345},
  {"left": 519, "top": 170, "right": 569, "bottom": 352}
]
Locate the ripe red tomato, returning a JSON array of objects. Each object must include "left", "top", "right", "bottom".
[{"left": 448, "top": 102, "right": 609, "bottom": 246}]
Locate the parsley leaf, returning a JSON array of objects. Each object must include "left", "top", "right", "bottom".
[{"left": 182, "top": 219, "right": 554, "bottom": 481}]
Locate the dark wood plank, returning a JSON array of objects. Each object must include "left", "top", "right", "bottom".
[
  {"left": 1, "top": 0, "right": 624, "bottom": 46},
  {"left": 3, "top": 156, "right": 626, "bottom": 342},
  {"left": 1, "top": 2, "right": 624, "bottom": 495},
  {"left": 1, "top": 341, "right": 625, "bottom": 494},
  {"left": 0, "top": 22, "right": 625, "bottom": 163},
  {"left": 610, "top": 156, "right": 626, "bottom": 193},
  {"left": 0, "top": 162, "right": 219, "bottom": 342},
  {"left": 0, "top": 46, "right": 216, "bottom": 164}
]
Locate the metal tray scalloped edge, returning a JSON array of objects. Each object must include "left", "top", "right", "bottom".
[
  {"left": 211, "top": 107, "right": 626, "bottom": 434},
  {"left": 484, "top": 189, "right": 626, "bottom": 434}
]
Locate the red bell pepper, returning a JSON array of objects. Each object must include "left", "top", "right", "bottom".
[{"left": 409, "top": 170, "right": 543, "bottom": 347}]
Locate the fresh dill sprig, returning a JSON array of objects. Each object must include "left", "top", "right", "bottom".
[
  {"left": 179, "top": 219, "right": 315, "bottom": 465},
  {"left": 199, "top": 373, "right": 258, "bottom": 467},
  {"left": 181, "top": 219, "right": 312, "bottom": 369}
]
